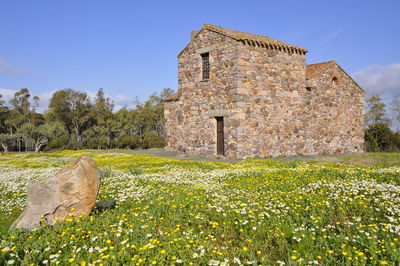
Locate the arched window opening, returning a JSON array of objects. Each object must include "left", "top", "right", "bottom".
[{"left": 332, "top": 77, "right": 338, "bottom": 86}]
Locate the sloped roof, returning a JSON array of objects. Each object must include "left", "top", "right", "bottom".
[
  {"left": 306, "top": 61, "right": 337, "bottom": 79},
  {"left": 306, "top": 61, "right": 364, "bottom": 92},
  {"left": 204, "top": 24, "right": 308, "bottom": 54},
  {"left": 179, "top": 24, "right": 308, "bottom": 56},
  {"left": 164, "top": 92, "right": 180, "bottom": 102}
]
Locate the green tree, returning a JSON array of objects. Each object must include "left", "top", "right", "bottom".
[
  {"left": 47, "top": 89, "right": 92, "bottom": 141},
  {"left": 0, "top": 94, "right": 9, "bottom": 134},
  {"left": 18, "top": 122, "right": 67, "bottom": 152},
  {"left": 366, "top": 94, "right": 391, "bottom": 126},
  {"left": 4, "top": 88, "right": 42, "bottom": 137},
  {"left": 86, "top": 88, "right": 117, "bottom": 148},
  {"left": 114, "top": 107, "right": 136, "bottom": 136},
  {"left": 0, "top": 134, "right": 20, "bottom": 153},
  {"left": 366, "top": 123, "right": 397, "bottom": 152}
]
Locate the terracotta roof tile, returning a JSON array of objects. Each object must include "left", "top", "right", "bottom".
[
  {"left": 164, "top": 92, "right": 180, "bottom": 102},
  {"left": 306, "top": 61, "right": 336, "bottom": 79},
  {"left": 203, "top": 24, "right": 308, "bottom": 54},
  {"left": 178, "top": 24, "right": 308, "bottom": 57}
]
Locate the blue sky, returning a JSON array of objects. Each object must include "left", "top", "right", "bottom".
[{"left": 1, "top": 0, "right": 399, "bottom": 111}]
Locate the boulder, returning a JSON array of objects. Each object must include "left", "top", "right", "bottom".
[{"left": 11, "top": 156, "right": 100, "bottom": 230}]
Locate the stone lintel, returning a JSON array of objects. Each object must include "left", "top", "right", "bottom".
[
  {"left": 197, "top": 44, "right": 218, "bottom": 54},
  {"left": 207, "top": 109, "right": 232, "bottom": 117},
  {"left": 306, "top": 80, "right": 316, "bottom": 88}
]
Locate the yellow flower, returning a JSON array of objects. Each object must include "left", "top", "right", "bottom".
[
  {"left": 69, "top": 258, "right": 75, "bottom": 263},
  {"left": 380, "top": 261, "right": 388, "bottom": 265},
  {"left": 243, "top": 247, "right": 248, "bottom": 251},
  {"left": 257, "top": 250, "right": 261, "bottom": 254},
  {"left": 160, "top": 249, "right": 166, "bottom": 254},
  {"left": 106, "top": 240, "right": 111, "bottom": 244},
  {"left": 80, "top": 262, "right": 86, "bottom": 266},
  {"left": 291, "top": 256, "right": 297, "bottom": 260},
  {"left": 151, "top": 261, "right": 157, "bottom": 265},
  {"left": 328, "top": 250, "right": 334, "bottom": 254}
]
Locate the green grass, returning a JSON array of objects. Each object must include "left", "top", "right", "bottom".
[
  {"left": 0, "top": 151, "right": 400, "bottom": 265},
  {"left": 308, "top": 152, "right": 400, "bottom": 167}
]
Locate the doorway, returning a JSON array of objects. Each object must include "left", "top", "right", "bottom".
[{"left": 215, "top": 116, "right": 224, "bottom": 155}]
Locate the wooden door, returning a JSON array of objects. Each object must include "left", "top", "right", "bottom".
[{"left": 216, "top": 117, "right": 224, "bottom": 155}]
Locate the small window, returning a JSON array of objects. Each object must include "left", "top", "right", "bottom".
[
  {"left": 306, "top": 87, "right": 312, "bottom": 92},
  {"left": 201, "top": 52, "right": 210, "bottom": 80},
  {"left": 332, "top": 77, "right": 338, "bottom": 86}
]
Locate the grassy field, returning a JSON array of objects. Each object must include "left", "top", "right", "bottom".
[{"left": 0, "top": 151, "right": 400, "bottom": 265}]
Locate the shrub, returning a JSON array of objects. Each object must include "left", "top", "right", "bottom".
[
  {"left": 366, "top": 123, "right": 398, "bottom": 152},
  {"left": 364, "top": 130, "right": 379, "bottom": 152},
  {"left": 43, "top": 135, "right": 69, "bottom": 152},
  {"left": 140, "top": 131, "right": 164, "bottom": 149},
  {"left": 64, "top": 136, "right": 84, "bottom": 150},
  {"left": 393, "top": 132, "right": 400, "bottom": 151},
  {"left": 112, "top": 134, "right": 140, "bottom": 149},
  {"left": 85, "top": 136, "right": 108, "bottom": 149}
]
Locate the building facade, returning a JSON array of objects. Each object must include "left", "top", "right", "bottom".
[{"left": 164, "top": 24, "right": 365, "bottom": 158}]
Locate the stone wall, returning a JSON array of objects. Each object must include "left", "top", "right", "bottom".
[
  {"left": 304, "top": 64, "right": 365, "bottom": 154},
  {"left": 229, "top": 44, "right": 307, "bottom": 158},
  {"left": 165, "top": 29, "right": 241, "bottom": 157},
  {"left": 165, "top": 28, "right": 365, "bottom": 158}
]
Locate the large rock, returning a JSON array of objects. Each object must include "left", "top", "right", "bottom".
[{"left": 11, "top": 156, "right": 100, "bottom": 230}]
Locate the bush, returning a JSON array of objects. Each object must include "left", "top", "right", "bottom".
[
  {"left": 364, "top": 130, "right": 379, "bottom": 152},
  {"left": 43, "top": 135, "right": 69, "bottom": 152},
  {"left": 85, "top": 136, "right": 108, "bottom": 149},
  {"left": 64, "top": 136, "right": 84, "bottom": 150},
  {"left": 112, "top": 134, "right": 140, "bottom": 149},
  {"left": 365, "top": 123, "right": 399, "bottom": 152},
  {"left": 393, "top": 132, "right": 400, "bottom": 151},
  {"left": 140, "top": 131, "right": 164, "bottom": 149}
]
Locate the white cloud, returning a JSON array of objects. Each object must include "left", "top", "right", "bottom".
[
  {"left": 0, "top": 88, "right": 55, "bottom": 113},
  {"left": 0, "top": 58, "right": 13, "bottom": 74},
  {"left": 0, "top": 57, "right": 26, "bottom": 74},
  {"left": 113, "top": 93, "right": 136, "bottom": 110},
  {"left": 0, "top": 88, "right": 17, "bottom": 99},
  {"left": 353, "top": 63, "right": 400, "bottom": 102}
]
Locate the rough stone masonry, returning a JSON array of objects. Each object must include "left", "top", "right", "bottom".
[{"left": 164, "top": 24, "right": 365, "bottom": 159}]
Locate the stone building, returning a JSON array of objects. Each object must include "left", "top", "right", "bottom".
[{"left": 164, "top": 24, "right": 365, "bottom": 158}]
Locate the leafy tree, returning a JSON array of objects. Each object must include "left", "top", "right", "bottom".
[
  {"left": 364, "top": 130, "right": 379, "bottom": 152},
  {"left": 18, "top": 122, "right": 67, "bottom": 152},
  {"left": 0, "top": 94, "right": 9, "bottom": 134},
  {"left": 1, "top": 87, "right": 173, "bottom": 152},
  {"left": 4, "top": 88, "right": 42, "bottom": 137},
  {"left": 48, "top": 89, "right": 92, "bottom": 141},
  {"left": 0, "top": 133, "right": 19, "bottom": 153},
  {"left": 134, "top": 88, "right": 174, "bottom": 137},
  {"left": 85, "top": 88, "right": 117, "bottom": 148},
  {"left": 366, "top": 94, "right": 391, "bottom": 126},
  {"left": 366, "top": 123, "right": 397, "bottom": 152},
  {"left": 114, "top": 107, "right": 136, "bottom": 136}
]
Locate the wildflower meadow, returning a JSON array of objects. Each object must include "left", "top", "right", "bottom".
[{"left": 1, "top": 151, "right": 400, "bottom": 265}]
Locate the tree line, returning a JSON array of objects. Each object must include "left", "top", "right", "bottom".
[
  {"left": 0, "top": 88, "right": 174, "bottom": 153},
  {"left": 1, "top": 87, "right": 399, "bottom": 153},
  {"left": 365, "top": 94, "right": 400, "bottom": 152}
]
